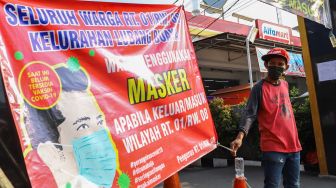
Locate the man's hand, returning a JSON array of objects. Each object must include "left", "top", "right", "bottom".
[{"left": 230, "top": 132, "right": 244, "bottom": 157}]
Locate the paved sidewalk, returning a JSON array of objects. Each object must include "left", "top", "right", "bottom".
[{"left": 156, "top": 166, "right": 336, "bottom": 188}]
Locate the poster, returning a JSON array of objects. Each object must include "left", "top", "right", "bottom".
[
  {"left": 256, "top": 47, "right": 306, "bottom": 77},
  {"left": 317, "top": 60, "right": 336, "bottom": 82},
  {"left": 0, "top": 0, "right": 218, "bottom": 187},
  {"left": 259, "top": 0, "right": 332, "bottom": 28}
]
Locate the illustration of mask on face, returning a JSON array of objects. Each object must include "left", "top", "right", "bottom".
[
  {"left": 267, "top": 66, "right": 285, "bottom": 80},
  {"left": 72, "top": 129, "right": 117, "bottom": 187}
]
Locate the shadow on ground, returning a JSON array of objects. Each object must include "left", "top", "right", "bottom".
[{"left": 156, "top": 166, "right": 336, "bottom": 188}]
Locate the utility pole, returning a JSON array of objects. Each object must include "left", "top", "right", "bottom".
[{"left": 246, "top": 26, "right": 258, "bottom": 89}]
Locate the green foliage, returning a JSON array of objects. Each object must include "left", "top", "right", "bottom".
[
  {"left": 209, "top": 98, "right": 235, "bottom": 146},
  {"left": 209, "top": 98, "right": 250, "bottom": 150},
  {"left": 290, "top": 86, "right": 300, "bottom": 98},
  {"left": 209, "top": 97, "right": 261, "bottom": 159},
  {"left": 290, "top": 87, "right": 315, "bottom": 155}
]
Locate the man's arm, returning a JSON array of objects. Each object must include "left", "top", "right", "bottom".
[
  {"left": 238, "top": 81, "right": 263, "bottom": 136},
  {"left": 230, "top": 81, "right": 263, "bottom": 156}
]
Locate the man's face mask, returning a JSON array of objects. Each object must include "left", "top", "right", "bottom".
[
  {"left": 72, "top": 129, "right": 117, "bottom": 187},
  {"left": 267, "top": 66, "right": 285, "bottom": 80}
]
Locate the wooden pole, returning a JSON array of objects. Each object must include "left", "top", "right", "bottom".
[
  {"left": 0, "top": 168, "right": 14, "bottom": 188},
  {"left": 297, "top": 16, "right": 328, "bottom": 175},
  {"left": 0, "top": 124, "right": 29, "bottom": 184},
  {"left": 163, "top": 173, "right": 181, "bottom": 188}
]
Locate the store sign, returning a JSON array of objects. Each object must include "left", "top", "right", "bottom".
[
  {"left": 256, "top": 20, "right": 292, "bottom": 44},
  {"left": 259, "top": 0, "right": 332, "bottom": 28},
  {"left": 262, "top": 22, "right": 291, "bottom": 44},
  {"left": 0, "top": 0, "right": 217, "bottom": 187}
]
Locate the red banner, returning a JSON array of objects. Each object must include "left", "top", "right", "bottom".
[{"left": 0, "top": 0, "right": 217, "bottom": 187}]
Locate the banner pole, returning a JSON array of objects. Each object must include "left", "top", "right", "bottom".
[
  {"left": 163, "top": 173, "right": 181, "bottom": 188},
  {"left": 0, "top": 168, "right": 14, "bottom": 188}
]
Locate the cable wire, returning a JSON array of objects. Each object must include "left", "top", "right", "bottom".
[
  {"left": 189, "top": 0, "right": 243, "bottom": 34},
  {"left": 224, "top": 0, "right": 257, "bottom": 18},
  {"left": 188, "top": 0, "right": 239, "bottom": 34},
  {"left": 188, "top": 0, "right": 223, "bottom": 21},
  {"left": 224, "top": 0, "right": 251, "bottom": 16},
  {"left": 192, "top": 0, "right": 240, "bottom": 40}
]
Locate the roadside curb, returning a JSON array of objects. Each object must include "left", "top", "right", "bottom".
[{"left": 191, "top": 158, "right": 305, "bottom": 171}]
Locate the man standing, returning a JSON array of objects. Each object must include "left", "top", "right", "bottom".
[{"left": 230, "top": 48, "right": 302, "bottom": 188}]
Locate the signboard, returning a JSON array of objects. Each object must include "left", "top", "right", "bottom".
[
  {"left": 259, "top": 0, "right": 332, "bottom": 28},
  {"left": 256, "top": 19, "right": 292, "bottom": 44},
  {"left": 0, "top": 0, "right": 218, "bottom": 187},
  {"left": 317, "top": 60, "right": 336, "bottom": 82},
  {"left": 256, "top": 47, "right": 306, "bottom": 77}
]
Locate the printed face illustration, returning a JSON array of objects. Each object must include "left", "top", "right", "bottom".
[{"left": 56, "top": 91, "right": 105, "bottom": 145}]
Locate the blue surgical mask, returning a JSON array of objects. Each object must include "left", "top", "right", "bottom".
[{"left": 72, "top": 129, "right": 117, "bottom": 187}]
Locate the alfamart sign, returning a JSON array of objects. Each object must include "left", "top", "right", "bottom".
[
  {"left": 259, "top": 0, "right": 332, "bottom": 28},
  {"left": 256, "top": 20, "right": 293, "bottom": 44}
]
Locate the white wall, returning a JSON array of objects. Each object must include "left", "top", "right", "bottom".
[{"left": 196, "top": 48, "right": 259, "bottom": 84}]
